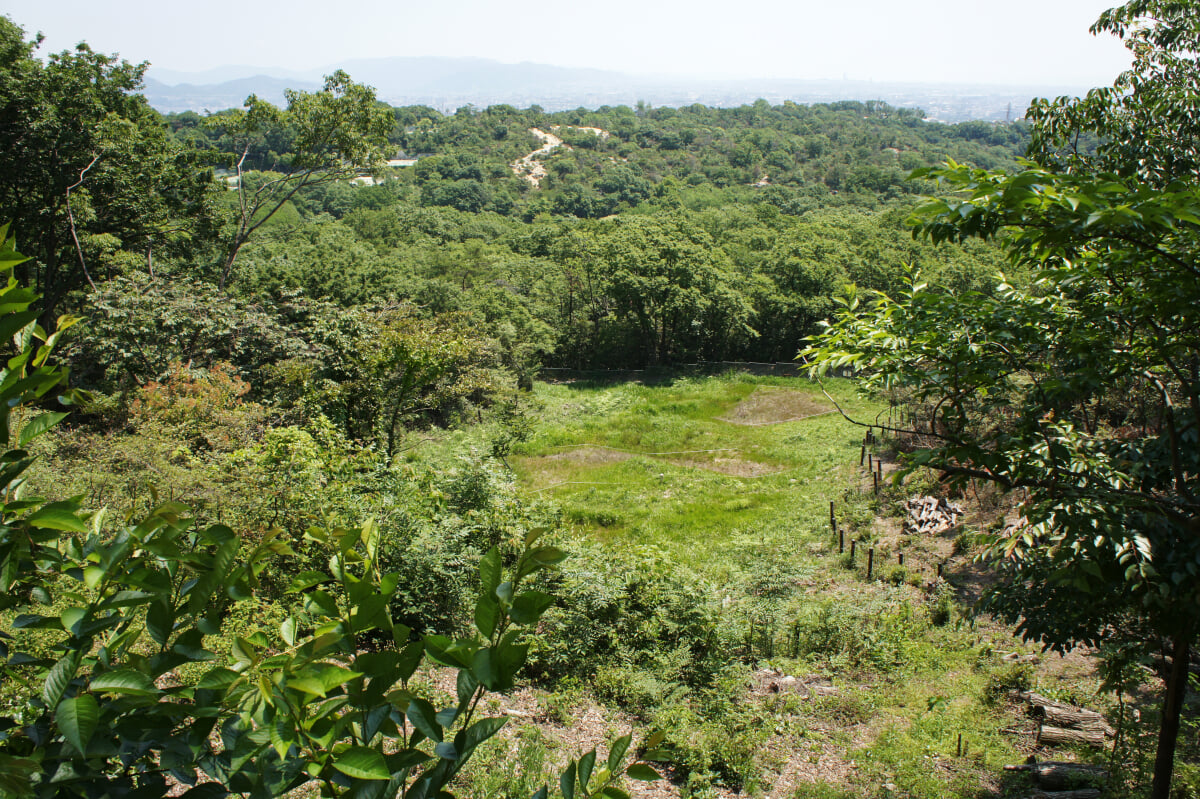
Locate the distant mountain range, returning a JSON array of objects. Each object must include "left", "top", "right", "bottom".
[{"left": 144, "top": 57, "right": 1088, "bottom": 123}]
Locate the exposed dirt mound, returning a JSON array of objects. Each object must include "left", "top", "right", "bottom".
[
  {"left": 541, "top": 446, "right": 634, "bottom": 465},
  {"left": 719, "top": 388, "right": 833, "bottom": 426}
]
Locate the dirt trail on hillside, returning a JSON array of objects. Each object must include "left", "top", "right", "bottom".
[
  {"left": 511, "top": 125, "right": 612, "bottom": 187},
  {"left": 511, "top": 128, "right": 563, "bottom": 187}
]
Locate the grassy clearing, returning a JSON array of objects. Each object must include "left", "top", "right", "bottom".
[
  {"left": 510, "top": 372, "right": 876, "bottom": 575},
  {"left": 467, "top": 371, "right": 1129, "bottom": 799}
]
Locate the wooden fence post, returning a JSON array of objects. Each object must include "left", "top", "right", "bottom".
[{"left": 867, "top": 548, "right": 874, "bottom": 579}]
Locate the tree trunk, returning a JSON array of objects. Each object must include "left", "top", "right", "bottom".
[{"left": 1150, "top": 628, "right": 1193, "bottom": 799}]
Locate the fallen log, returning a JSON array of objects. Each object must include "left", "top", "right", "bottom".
[
  {"left": 1037, "top": 706, "right": 1114, "bottom": 737},
  {"left": 1027, "top": 790, "right": 1102, "bottom": 799},
  {"left": 1037, "top": 725, "right": 1107, "bottom": 749},
  {"left": 1018, "top": 691, "right": 1078, "bottom": 714},
  {"left": 1016, "top": 691, "right": 1114, "bottom": 737},
  {"left": 1004, "top": 762, "right": 1108, "bottom": 790}
]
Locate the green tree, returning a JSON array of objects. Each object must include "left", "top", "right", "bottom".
[
  {"left": 590, "top": 216, "right": 755, "bottom": 366},
  {"left": 0, "top": 18, "right": 210, "bottom": 324},
  {"left": 0, "top": 224, "right": 661, "bottom": 799},
  {"left": 804, "top": 2, "right": 1200, "bottom": 785},
  {"left": 210, "top": 71, "right": 393, "bottom": 289}
]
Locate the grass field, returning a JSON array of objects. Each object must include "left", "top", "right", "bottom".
[
  {"left": 457, "top": 371, "right": 1139, "bottom": 799},
  {"left": 511, "top": 373, "right": 879, "bottom": 574}
]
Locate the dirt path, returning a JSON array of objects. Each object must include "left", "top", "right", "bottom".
[
  {"left": 511, "top": 125, "right": 613, "bottom": 187},
  {"left": 511, "top": 128, "right": 563, "bottom": 187}
]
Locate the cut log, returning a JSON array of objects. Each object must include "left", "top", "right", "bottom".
[
  {"left": 1016, "top": 691, "right": 1115, "bottom": 737},
  {"left": 1037, "top": 707, "right": 1114, "bottom": 737},
  {"left": 1028, "top": 790, "right": 1102, "bottom": 799},
  {"left": 1005, "top": 761, "right": 1108, "bottom": 790},
  {"left": 1018, "top": 691, "right": 1079, "bottom": 713},
  {"left": 1037, "top": 725, "right": 1107, "bottom": 749}
]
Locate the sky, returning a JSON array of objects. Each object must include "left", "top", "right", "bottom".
[{"left": 5, "top": 0, "right": 1133, "bottom": 87}]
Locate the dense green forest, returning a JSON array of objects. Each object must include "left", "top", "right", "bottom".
[{"left": 0, "top": 1, "right": 1197, "bottom": 798}]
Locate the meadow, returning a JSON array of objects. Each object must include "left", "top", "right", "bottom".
[{"left": 425, "top": 371, "right": 1135, "bottom": 799}]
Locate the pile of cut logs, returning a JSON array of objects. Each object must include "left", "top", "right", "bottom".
[
  {"left": 1003, "top": 759, "right": 1109, "bottom": 798},
  {"left": 1016, "top": 690, "right": 1115, "bottom": 749},
  {"left": 903, "top": 496, "right": 963, "bottom": 536}
]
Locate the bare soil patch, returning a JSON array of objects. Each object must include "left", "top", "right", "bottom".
[
  {"left": 541, "top": 446, "right": 634, "bottom": 466},
  {"left": 719, "top": 388, "right": 833, "bottom": 426}
]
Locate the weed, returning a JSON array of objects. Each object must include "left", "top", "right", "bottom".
[
  {"left": 982, "top": 661, "right": 1034, "bottom": 705},
  {"left": 925, "top": 580, "right": 958, "bottom": 627}
]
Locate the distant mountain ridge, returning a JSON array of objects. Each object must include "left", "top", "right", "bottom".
[{"left": 144, "top": 57, "right": 1088, "bottom": 122}]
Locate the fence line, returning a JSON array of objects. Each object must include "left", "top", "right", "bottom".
[{"left": 540, "top": 361, "right": 856, "bottom": 379}]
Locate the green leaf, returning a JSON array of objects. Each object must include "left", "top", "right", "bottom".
[
  {"left": 479, "top": 547, "right": 501, "bottom": 598},
  {"left": 146, "top": 600, "right": 174, "bottom": 646},
  {"left": 475, "top": 590, "right": 499, "bottom": 643},
  {"left": 290, "top": 664, "right": 362, "bottom": 698},
  {"left": 600, "top": 788, "right": 631, "bottom": 799},
  {"left": 560, "top": 761, "right": 577, "bottom": 799},
  {"left": 280, "top": 616, "right": 297, "bottom": 647},
  {"left": 406, "top": 697, "right": 442, "bottom": 742},
  {"left": 17, "top": 412, "right": 68, "bottom": 447},
  {"left": 178, "top": 785, "right": 230, "bottom": 799},
  {"left": 42, "top": 651, "right": 81, "bottom": 709},
  {"left": 578, "top": 749, "right": 597, "bottom": 792},
  {"left": 197, "top": 668, "right": 240, "bottom": 690},
  {"left": 26, "top": 505, "right": 87, "bottom": 533},
  {"left": 509, "top": 590, "right": 553, "bottom": 625},
  {"left": 56, "top": 693, "right": 99, "bottom": 754},
  {"left": 385, "top": 748, "right": 433, "bottom": 772},
  {"left": 626, "top": 763, "right": 662, "bottom": 781},
  {"left": 59, "top": 607, "right": 85, "bottom": 635},
  {"left": 333, "top": 746, "right": 391, "bottom": 780},
  {"left": 607, "top": 734, "right": 631, "bottom": 772},
  {"left": 529, "top": 546, "right": 567, "bottom": 566},
  {"left": 89, "top": 669, "right": 158, "bottom": 696},
  {"left": 288, "top": 571, "right": 331, "bottom": 593},
  {"left": 460, "top": 715, "right": 507, "bottom": 753}
]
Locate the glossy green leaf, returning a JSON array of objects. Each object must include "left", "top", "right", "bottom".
[
  {"left": 406, "top": 696, "right": 442, "bottom": 742},
  {"left": 42, "top": 651, "right": 81, "bottom": 709},
  {"left": 146, "top": 600, "right": 174, "bottom": 646},
  {"left": 479, "top": 547, "right": 501, "bottom": 598},
  {"left": 25, "top": 506, "right": 87, "bottom": 533},
  {"left": 89, "top": 669, "right": 158, "bottom": 696},
  {"left": 333, "top": 746, "right": 391, "bottom": 780},
  {"left": 56, "top": 694, "right": 99, "bottom": 754}
]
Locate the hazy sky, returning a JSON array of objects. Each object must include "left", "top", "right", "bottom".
[{"left": 6, "top": 0, "right": 1132, "bottom": 86}]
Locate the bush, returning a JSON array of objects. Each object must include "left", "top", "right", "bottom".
[{"left": 525, "top": 541, "right": 720, "bottom": 687}]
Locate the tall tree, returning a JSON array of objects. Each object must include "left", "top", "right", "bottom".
[
  {"left": 804, "top": 2, "right": 1199, "bottom": 795},
  {"left": 591, "top": 215, "right": 755, "bottom": 367},
  {"left": 0, "top": 17, "right": 210, "bottom": 323},
  {"left": 208, "top": 71, "right": 393, "bottom": 289}
]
